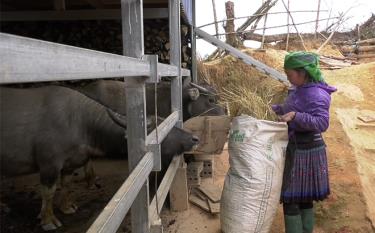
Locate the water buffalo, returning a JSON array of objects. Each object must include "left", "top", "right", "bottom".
[
  {"left": 0, "top": 85, "right": 199, "bottom": 231},
  {"left": 74, "top": 80, "right": 225, "bottom": 121}
]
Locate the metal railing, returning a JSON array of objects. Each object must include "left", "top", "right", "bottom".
[{"left": 0, "top": 0, "right": 186, "bottom": 232}]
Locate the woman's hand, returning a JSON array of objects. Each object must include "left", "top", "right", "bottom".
[{"left": 279, "top": 111, "right": 296, "bottom": 122}]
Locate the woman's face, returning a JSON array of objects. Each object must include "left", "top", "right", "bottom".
[{"left": 285, "top": 69, "right": 306, "bottom": 86}]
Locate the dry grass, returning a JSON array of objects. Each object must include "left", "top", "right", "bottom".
[{"left": 198, "top": 49, "right": 288, "bottom": 120}]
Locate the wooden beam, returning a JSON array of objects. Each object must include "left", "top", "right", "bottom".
[
  {"left": 169, "top": 0, "right": 183, "bottom": 127},
  {"left": 122, "top": 1, "right": 150, "bottom": 233},
  {"left": 149, "top": 155, "right": 183, "bottom": 221},
  {"left": 86, "top": 152, "right": 154, "bottom": 233},
  {"left": 0, "top": 9, "right": 168, "bottom": 21},
  {"left": 0, "top": 33, "right": 149, "bottom": 84},
  {"left": 170, "top": 165, "right": 189, "bottom": 211},
  {"left": 0, "top": 33, "right": 183, "bottom": 84}
]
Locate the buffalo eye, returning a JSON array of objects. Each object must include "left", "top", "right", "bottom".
[{"left": 208, "top": 97, "right": 215, "bottom": 104}]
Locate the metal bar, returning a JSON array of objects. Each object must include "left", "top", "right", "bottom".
[
  {"left": 191, "top": 0, "right": 198, "bottom": 83},
  {"left": 169, "top": 0, "right": 183, "bottom": 127},
  {"left": 122, "top": 1, "right": 150, "bottom": 233},
  {"left": 86, "top": 152, "right": 154, "bottom": 233},
  {"left": 146, "top": 111, "right": 179, "bottom": 145},
  {"left": 149, "top": 155, "right": 183, "bottom": 221},
  {"left": 0, "top": 9, "right": 168, "bottom": 21},
  {"left": 0, "top": 33, "right": 184, "bottom": 84},
  {"left": 194, "top": 28, "right": 288, "bottom": 84}
]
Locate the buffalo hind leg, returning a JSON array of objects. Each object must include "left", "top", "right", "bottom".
[
  {"left": 59, "top": 174, "right": 78, "bottom": 214},
  {"left": 40, "top": 184, "right": 62, "bottom": 231}
]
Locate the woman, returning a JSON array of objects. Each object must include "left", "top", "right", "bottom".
[{"left": 272, "top": 51, "right": 336, "bottom": 233}]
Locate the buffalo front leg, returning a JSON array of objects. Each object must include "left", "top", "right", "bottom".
[
  {"left": 84, "top": 160, "right": 101, "bottom": 189},
  {"left": 40, "top": 184, "right": 62, "bottom": 231},
  {"left": 59, "top": 174, "right": 78, "bottom": 214}
]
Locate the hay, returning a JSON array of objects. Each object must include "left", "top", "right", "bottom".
[{"left": 198, "top": 49, "right": 288, "bottom": 120}]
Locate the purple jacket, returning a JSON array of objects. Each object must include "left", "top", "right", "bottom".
[{"left": 272, "top": 82, "right": 336, "bottom": 136}]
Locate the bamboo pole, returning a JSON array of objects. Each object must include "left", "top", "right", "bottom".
[
  {"left": 286, "top": 0, "right": 290, "bottom": 50},
  {"left": 211, "top": 0, "right": 219, "bottom": 38},
  {"left": 197, "top": 10, "right": 328, "bottom": 28},
  {"left": 317, "top": 16, "right": 344, "bottom": 53},
  {"left": 261, "top": 5, "right": 268, "bottom": 49},
  {"left": 315, "top": 0, "right": 321, "bottom": 39},
  {"left": 281, "top": 0, "right": 307, "bottom": 51},
  {"left": 211, "top": 17, "right": 339, "bottom": 37}
]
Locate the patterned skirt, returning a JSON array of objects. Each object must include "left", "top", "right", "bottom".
[{"left": 280, "top": 142, "right": 330, "bottom": 203}]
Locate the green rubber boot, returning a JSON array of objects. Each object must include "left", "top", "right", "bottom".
[
  {"left": 301, "top": 208, "right": 314, "bottom": 233},
  {"left": 284, "top": 215, "right": 303, "bottom": 233}
]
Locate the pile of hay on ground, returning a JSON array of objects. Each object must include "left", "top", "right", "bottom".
[{"left": 199, "top": 49, "right": 289, "bottom": 121}]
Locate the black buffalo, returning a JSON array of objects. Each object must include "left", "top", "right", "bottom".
[
  {"left": 74, "top": 80, "right": 225, "bottom": 121},
  {"left": 0, "top": 85, "right": 199, "bottom": 231}
]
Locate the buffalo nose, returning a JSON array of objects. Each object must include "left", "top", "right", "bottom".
[{"left": 192, "top": 135, "right": 200, "bottom": 144}]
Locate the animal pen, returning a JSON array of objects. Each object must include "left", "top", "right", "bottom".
[
  {"left": 0, "top": 0, "right": 292, "bottom": 232},
  {"left": 0, "top": 0, "right": 198, "bottom": 232}
]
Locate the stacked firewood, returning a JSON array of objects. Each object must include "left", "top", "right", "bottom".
[
  {"left": 1, "top": 19, "right": 191, "bottom": 68},
  {"left": 144, "top": 19, "right": 191, "bottom": 67}
]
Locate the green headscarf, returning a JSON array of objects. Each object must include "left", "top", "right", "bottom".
[{"left": 284, "top": 51, "right": 324, "bottom": 82}]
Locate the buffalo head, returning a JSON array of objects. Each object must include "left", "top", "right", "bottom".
[{"left": 182, "top": 82, "right": 225, "bottom": 121}]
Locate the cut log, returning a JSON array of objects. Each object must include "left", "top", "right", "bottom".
[{"left": 342, "top": 45, "right": 375, "bottom": 53}]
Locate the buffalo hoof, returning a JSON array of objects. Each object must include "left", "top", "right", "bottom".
[
  {"left": 60, "top": 203, "right": 78, "bottom": 214},
  {"left": 41, "top": 217, "right": 62, "bottom": 231}
]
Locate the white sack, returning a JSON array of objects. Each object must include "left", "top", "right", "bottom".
[{"left": 221, "top": 115, "right": 288, "bottom": 233}]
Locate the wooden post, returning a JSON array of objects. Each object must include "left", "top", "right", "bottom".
[
  {"left": 122, "top": 1, "right": 150, "bottom": 233},
  {"left": 224, "top": 1, "right": 240, "bottom": 48},
  {"left": 169, "top": 0, "right": 189, "bottom": 212},
  {"left": 285, "top": 0, "right": 290, "bottom": 51},
  {"left": 212, "top": 0, "right": 219, "bottom": 38},
  {"left": 261, "top": 0, "right": 268, "bottom": 49},
  {"left": 170, "top": 163, "right": 189, "bottom": 211},
  {"left": 169, "top": 0, "right": 183, "bottom": 127},
  {"left": 282, "top": 0, "right": 307, "bottom": 51},
  {"left": 315, "top": 0, "right": 321, "bottom": 39},
  {"left": 357, "top": 24, "right": 361, "bottom": 42}
]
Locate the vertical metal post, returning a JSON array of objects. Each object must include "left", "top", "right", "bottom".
[
  {"left": 169, "top": 0, "right": 183, "bottom": 127},
  {"left": 191, "top": 0, "right": 198, "bottom": 83},
  {"left": 121, "top": 1, "right": 150, "bottom": 233}
]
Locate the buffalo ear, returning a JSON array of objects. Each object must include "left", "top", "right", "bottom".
[{"left": 187, "top": 88, "right": 200, "bottom": 100}]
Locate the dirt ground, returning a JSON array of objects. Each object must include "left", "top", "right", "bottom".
[
  {"left": 1, "top": 62, "right": 374, "bottom": 233},
  {"left": 0, "top": 159, "right": 134, "bottom": 233}
]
